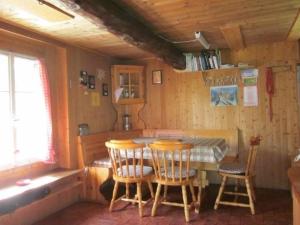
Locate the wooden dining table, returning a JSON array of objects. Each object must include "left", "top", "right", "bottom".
[{"left": 128, "top": 136, "right": 229, "bottom": 212}]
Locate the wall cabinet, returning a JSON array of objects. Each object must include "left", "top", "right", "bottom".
[
  {"left": 111, "top": 65, "right": 144, "bottom": 105},
  {"left": 111, "top": 65, "right": 145, "bottom": 130}
]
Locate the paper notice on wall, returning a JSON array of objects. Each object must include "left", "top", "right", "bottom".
[
  {"left": 91, "top": 92, "right": 100, "bottom": 107},
  {"left": 243, "top": 86, "right": 258, "bottom": 106}
]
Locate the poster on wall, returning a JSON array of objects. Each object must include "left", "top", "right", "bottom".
[
  {"left": 243, "top": 86, "right": 258, "bottom": 106},
  {"left": 210, "top": 85, "right": 238, "bottom": 106}
]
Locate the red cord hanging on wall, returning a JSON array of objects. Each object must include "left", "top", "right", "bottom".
[{"left": 266, "top": 67, "right": 274, "bottom": 122}]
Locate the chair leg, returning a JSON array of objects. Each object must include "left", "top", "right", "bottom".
[
  {"left": 245, "top": 178, "right": 255, "bottom": 215},
  {"left": 137, "top": 182, "right": 143, "bottom": 217},
  {"left": 214, "top": 176, "right": 227, "bottom": 210},
  {"left": 147, "top": 180, "right": 154, "bottom": 198},
  {"left": 125, "top": 183, "right": 130, "bottom": 198},
  {"left": 189, "top": 181, "right": 197, "bottom": 202},
  {"left": 182, "top": 185, "right": 190, "bottom": 222},
  {"left": 249, "top": 177, "right": 256, "bottom": 202},
  {"left": 151, "top": 183, "right": 162, "bottom": 217},
  {"left": 109, "top": 181, "right": 119, "bottom": 212},
  {"left": 163, "top": 185, "right": 168, "bottom": 200}
]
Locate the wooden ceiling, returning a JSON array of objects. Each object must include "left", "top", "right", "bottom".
[{"left": 0, "top": 0, "right": 300, "bottom": 59}]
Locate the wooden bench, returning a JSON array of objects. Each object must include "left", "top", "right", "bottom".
[{"left": 77, "top": 130, "right": 143, "bottom": 203}]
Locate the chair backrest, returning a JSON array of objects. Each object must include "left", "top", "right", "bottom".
[
  {"left": 105, "top": 140, "right": 146, "bottom": 180},
  {"left": 149, "top": 140, "right": 193, "bottom": 184},
  {"left": 245, "top": 136, "right": 261, "bottom": 176}
]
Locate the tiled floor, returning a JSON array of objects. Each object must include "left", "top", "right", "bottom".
[{"left": 34, "top": 185, "right": 292, "bottom": 225}]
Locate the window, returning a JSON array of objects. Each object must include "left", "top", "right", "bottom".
[{"left": 0, "top": 51, "right": 54, "bottom": 170}]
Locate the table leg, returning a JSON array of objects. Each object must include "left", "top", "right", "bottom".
[{"left": 195, "top": 169, "right": 207, "bottom": 213}]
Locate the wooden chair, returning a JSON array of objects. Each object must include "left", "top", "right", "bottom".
[
  {"left": 149, "top": 140, "right": 197, "bottom": 222},
  {"left": 105, "top": 139, "right": 154, "bottom": 217},
  {"left": 214, "top": 136, "right": 261, "bottom": 214}
]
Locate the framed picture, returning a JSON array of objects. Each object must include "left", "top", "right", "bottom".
[
  {"left": 152, "top": 70, "right": 162, "bottom": 84},
  {"left": 210, "top": 85, "right": 238, "bottom": 106},
  {"left": 88, "top": 75, "right": 96, "bottom": 89},
  {"left": 102, "top": 83, "right": 108, "bottom": 96},
  {"left": 80, "top": 71, "right": 88, "bottom": 86}
]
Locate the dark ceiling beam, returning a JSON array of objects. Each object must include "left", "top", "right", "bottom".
[{"left": 60, "top": 0, "right": 186, "bottom": 70}]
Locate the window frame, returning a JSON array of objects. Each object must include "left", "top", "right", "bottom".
[{"left": 0, "top": 50, "right": 52, "bottom": 171}]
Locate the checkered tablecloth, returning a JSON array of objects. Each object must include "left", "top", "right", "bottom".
[
  {"left": 94, "top": 137, "right": 228, "bottom": 167},
  {"left": 130, "top": 137, "right": 228, "bottom": 163}
]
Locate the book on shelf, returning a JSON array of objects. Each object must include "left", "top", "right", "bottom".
[
  {"left": 184, "top": 53, "right": 193, "bottom": 71},
  {"left": 184, "top": 49, "right": 222, "bottom": 72},
  {"left": 212, "top": 55, "right": 219, "bottom": 69}
]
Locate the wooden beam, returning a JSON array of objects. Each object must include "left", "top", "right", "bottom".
[
  {"left": 220, "top": 25, "right": 245, "bottom": 50},
  {"left": 60, "top": 0, "right": 186, "bottom": 70},
  {"left": 287, "top": 8, "right": 300, "bottom": 41}
]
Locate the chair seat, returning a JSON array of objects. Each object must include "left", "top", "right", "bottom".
[
  {"left": 162, "top": 167, "right": 196, "bottom": 178},
  {"left": 219, "top": 162, "right": 245, "bottom": 174},
  {"left": 117, "top": 165, "right": 153, "bottom": 177}
]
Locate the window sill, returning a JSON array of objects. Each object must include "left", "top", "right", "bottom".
[
  {"left": 0, "top": 162, "right": 58, "bottom": 188},
  {"left": 0, "top": 168, "right": 83, "bottom": 215}
]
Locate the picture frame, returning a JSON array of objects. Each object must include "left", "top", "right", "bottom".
[
  {"left": 80, "top": 71, "right": 88, "bottom": 86},
  {"left": 88, "top": 75, "right": 96, "bottom": 89},
  {"left": 102, "top": 83, "right": 108, "bottom": 96},
  {"left": 152, "top": 70, "right": 162, "bottom": 84},
  {"left": 210, "top": 85, "right": 238, "bottom": 106}
]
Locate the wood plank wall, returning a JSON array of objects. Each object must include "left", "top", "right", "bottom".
[
  {"left": 66, "top": 47, "right": 116, "bottom": 168},
  {"left": 137, "top": 41, "right": 300, "bottom": 189}
]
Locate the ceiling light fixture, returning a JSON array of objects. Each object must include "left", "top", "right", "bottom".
[{"left": 194, "top": 31, "right": 210, "bottom": 49}]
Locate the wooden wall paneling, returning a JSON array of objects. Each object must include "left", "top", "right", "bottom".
[
  {"left": 136, "top": 41, "right": 300, "bottom": 189},
  {"left": 66, "top": 46, "right": 116, "bottom": 168},
  {"left": 143, "top": 59, "right": 163, "bottom": 128},
  {"left": 163, "top": 63, "right": 176, "bottom": 128}
]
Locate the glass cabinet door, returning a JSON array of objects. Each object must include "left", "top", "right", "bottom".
[
  {"left": 118, "top": 72, "right": 130, "bottom": 99},
  {"left": 111, "top": 65, "right": 144, "bottom": 104},
  {"left": 129, "top": 72, "right": 140, "bottom": 99}
]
